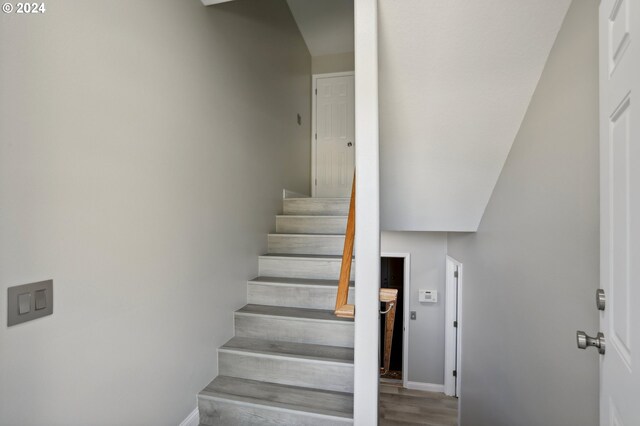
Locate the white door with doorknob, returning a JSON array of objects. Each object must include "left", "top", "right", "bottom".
[
  {"left": 313, "top": 73, "right": 355, "bottom": 198},
  {"left": 598, "top": 0, "right": 640, "bottom": 424}
]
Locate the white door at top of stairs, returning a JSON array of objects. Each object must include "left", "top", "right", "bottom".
[{"left": 313, "top": 73, "right": 355, "bottom": 198}]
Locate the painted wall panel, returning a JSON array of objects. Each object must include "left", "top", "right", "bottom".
[
  {"left": 378, "top": 0, "right": 571, "bottom": 231},
  {"left": 447, "top": 2, "right": 599, "bottom": 424},
  {"left": 0, "top": 1, "right": 310, "bottom": 424}
]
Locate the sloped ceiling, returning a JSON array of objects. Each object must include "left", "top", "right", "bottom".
[
  {"left": 286, "top": 0, "right": 354, "bottom": 56},
  {"left": 379, "top": 0, "right": 572, "bottom": 232}
]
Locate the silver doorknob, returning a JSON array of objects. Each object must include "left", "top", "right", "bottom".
[
  {"left": 347, "top": 142, "right": 353, "bottom": 147},
  {"left": 576, "top": 331, "right": 605, "bottom": 354},
  {"left": 596, "top": 289, "right": 606, "bottom": 311}
]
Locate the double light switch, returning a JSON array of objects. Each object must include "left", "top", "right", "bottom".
[
  {"left": 8, "top": 280, "right": 53, "bottom": 326},
  {"left": 17, "top": 289, "right": 48, "bottom": 315}
]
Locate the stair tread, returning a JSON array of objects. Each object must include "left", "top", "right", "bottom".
[
  {"left": 259, "top": 253, "right": 352, "bottom": 260},
  {"left": 220, "top": 337, "right": 354, "bottom": 363},
  {"left": 200, "top": 376, "right": 353, "bottom": 419},
  {"left": 276, "top": 215, "right": 348, "bottom": 218},
  {"left": 236, "top": 304, "right": 353, "bottom": 323},
  {"left": 249, "top": 276, "right": 354, "bottom": 288},
  {"left": 286, "top": 197, "right": 349, "bottom": 201},
  {"left": 269, "top": 233, "right": 345, "bottom": 237}
]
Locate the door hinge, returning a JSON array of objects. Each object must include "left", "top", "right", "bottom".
[
  {"left": 315, "top": 133, "right": 317, "bottom": 140},
  {"left": 315, "top": 178, "right": 317, "bottom": 186},
  {"left": 454, "top": 270, "right": 459, "bottom": 278},
  {"left": 315, "top": 88, "right": 317, "bottom": 95},
  {"left": 453, "top": 370, "right": 457, "bottom": 377},
  {"left": 453, "top": 320, "right": 458, "bottom": 328}
]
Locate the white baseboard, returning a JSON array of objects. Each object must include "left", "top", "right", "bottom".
[
  {"left": 405, "top": 381, "right": 445, "bottom": 393},
  {"left": 178, "top": 408, "right": 199, "bottom": 426}
]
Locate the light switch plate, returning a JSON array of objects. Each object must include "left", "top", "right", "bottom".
[
  {"left": 410, "top": 311, "right": 417, "bottom": 320},
  {"left": 8, "top": 280, "right": 53, "bottom": 326}
]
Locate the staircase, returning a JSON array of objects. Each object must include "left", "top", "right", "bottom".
[{"left": 197, "top": 195, "right": 355, "bottom": 425}]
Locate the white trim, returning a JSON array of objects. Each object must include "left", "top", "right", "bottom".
[
  {"left": 444, "top": 256, "right": 463, "bottom": 401},
  {"left": 311, "top": 71, "right": 356, "bottom": 198},
  {"left": 405, "top": 381, "right": 445, "bottom": 393},
  {"left": 353, "top": 0, "right": 379, "bottom": 423},
  {"left": 456, "top": 263, "right": 463, "bottom": 426},
  {"left": 311, "top": 76, "right": 316, "bottom": 197},
  {"left": 178, "top": 408, "right": 199, "bottom": 426},
  {"left": 380, "top": 252, "right": 411, "bottom": 389}
]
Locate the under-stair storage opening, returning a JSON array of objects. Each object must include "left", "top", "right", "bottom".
[{"left": 380, "top": 256, "right": 404, "bottom": 381}]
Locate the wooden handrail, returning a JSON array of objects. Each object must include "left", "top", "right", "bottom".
[
  {"left": 333, "top": 172, "right": 398, "bottom": 374},
  {"left": 334, "top": 173, "right": 356, "bottom": 318}
]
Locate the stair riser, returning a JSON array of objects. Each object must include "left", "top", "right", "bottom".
[
  {"left": 276, "top": 216, "right": 347, "bottom": 234},
  {"left": 248, "top": 283, "right": 354, "bottom": 310},
  {"left": 283, "top": 199, "right": 349, "bottom": 216},
  {"left": 198, "top": 397, "right": 353, "bottom": 426},
  {"left": 259, "top": 257, "right": 354, "bottom": 280},
  {"left": 268, "top": 235, "right": 345, "bottom": 256},
  {"left": 235, "top": 314, "right": 354, "bottom": 348},
  {"left": 218, "top": 352, "right": 354, "bottom": 393}
]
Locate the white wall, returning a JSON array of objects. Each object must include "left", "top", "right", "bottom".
[
  {"left": 312, "top": 52, "right": 355, "bottom": 74},
  {"left": 447, "top": 1, "right": 599, "bottom": 424},
  {"left": 378, "top": 0, "right": 570, "bottom": 232},
  {"left": 381, "top": 232, "right": 447, "bottom": 386},
  {"left": 0, "top": 1, "right": 310, "bottom": 424}
]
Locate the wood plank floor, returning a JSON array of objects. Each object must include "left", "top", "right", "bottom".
[{"left": 379, "top": 383, "right": 458, "bottom": 425}]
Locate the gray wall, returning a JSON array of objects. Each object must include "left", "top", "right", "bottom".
[
  {"left": 447, "top": 1, "right": 599, "bottom": 425},
  {"left": 0, "top": 1, "right": 310, "bottom": 424},
  {"left": 312, "top": 52, "right": 354, "bottom": 74},
  {"left": 381, "top": 232, "right": 447, "bottom": 385}
]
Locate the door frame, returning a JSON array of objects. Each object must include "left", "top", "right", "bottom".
[
  {"left": 444, "top": 256, "right": 463, "bottom": 399},
  {"left": 311, "top": 71, "right": 356, "bottom": 197},
  {"left": 380, "top": 252, "right": 411, "bottom": 388}
]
